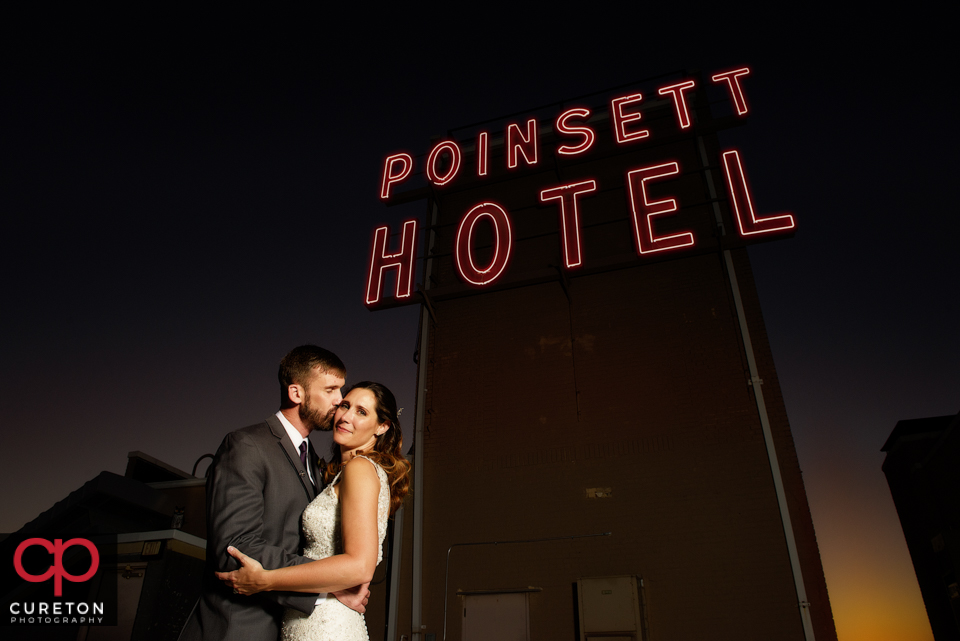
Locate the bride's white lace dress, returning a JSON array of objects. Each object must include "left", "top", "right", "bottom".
[{"left": 282, "top": 456, "right": 389, "bottom": 641}]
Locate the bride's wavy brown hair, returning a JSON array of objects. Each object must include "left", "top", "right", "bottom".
[{"left": 322, "top": 381, "right": 411, "bottom": 515}]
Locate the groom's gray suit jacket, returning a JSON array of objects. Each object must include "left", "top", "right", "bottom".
[{"left": 179, "top": 414, "right": 323, "bottom": 641}]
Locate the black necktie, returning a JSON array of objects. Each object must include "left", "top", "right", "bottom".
[{"left": 299, "top": 441, "right": 316, "bottom": 490}]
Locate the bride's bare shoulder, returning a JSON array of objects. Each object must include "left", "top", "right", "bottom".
[{"left": 340, "top": 456, "right": 380, "bottom": 486}]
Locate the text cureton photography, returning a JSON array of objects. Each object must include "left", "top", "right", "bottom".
[{"left": 1, "top": 533, "right": 117, "bottom": 629}]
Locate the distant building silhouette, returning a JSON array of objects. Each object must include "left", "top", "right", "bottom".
[
  {"left": 1, "top": 451, "right": 207, "bottom": 641},
  {"left": 882, "top": 412, "right": 960, "bottom": 641}
]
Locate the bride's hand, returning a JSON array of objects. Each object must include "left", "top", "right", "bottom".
[{"left": 215, "top": 546, "right": 268, "bottom": 595}]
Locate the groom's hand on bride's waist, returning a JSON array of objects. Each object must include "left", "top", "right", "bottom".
[{"left": 332, "top": 582, "right": 371, "bottom": 614}]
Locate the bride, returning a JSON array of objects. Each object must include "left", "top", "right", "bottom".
[{"left": 218, "top": 381, "right": 411, "bottom": 641}]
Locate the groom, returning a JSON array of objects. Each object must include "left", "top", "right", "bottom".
[{"left": 180, "top": 345, "right": 369, "bottom": 641}]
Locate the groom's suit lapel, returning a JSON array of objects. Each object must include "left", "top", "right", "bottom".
[{"left": 266, "top": 414, "right": 318, "bottom": 501}]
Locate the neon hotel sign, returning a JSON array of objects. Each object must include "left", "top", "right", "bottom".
[{"left": 366, "top": 67, "right": 794, "bottom": 307}]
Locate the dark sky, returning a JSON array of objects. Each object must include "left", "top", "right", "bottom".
[{"left": 1, "top": 7, "right": 956, "bottom": 640}]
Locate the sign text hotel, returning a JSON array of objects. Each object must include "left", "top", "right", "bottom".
[{"left": 366, "top": 67, "right": 794, "bottom": 306}]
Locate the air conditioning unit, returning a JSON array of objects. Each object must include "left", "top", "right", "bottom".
[{"left": 577, "top": 575, "right": 646, "bottom": 641}]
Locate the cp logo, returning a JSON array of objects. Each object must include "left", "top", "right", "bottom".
[{"left": 13, "top": 538, "right": 100, "bottom": 596}]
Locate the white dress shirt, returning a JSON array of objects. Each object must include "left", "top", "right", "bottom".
[{"left": 275, "top": 411, "right": 315, "bottom": 487}]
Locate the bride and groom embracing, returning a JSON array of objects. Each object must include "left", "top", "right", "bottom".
[{"left": 180, "top": 345, "right": 411, "bottom": 641}]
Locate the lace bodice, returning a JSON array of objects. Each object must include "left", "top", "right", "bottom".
[
  {"left": 282, "top": 456, "right": 390, "bottom": 641},
  {"left": 300, "top": 456, "right": 390, "bottom": 564}
]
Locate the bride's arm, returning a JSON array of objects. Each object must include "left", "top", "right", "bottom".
[{"left": 218, "top": 457, "right": 382, "bottom": 594}]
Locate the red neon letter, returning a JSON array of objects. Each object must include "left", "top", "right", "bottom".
[
  {"left": 721, "top": 150, "right": 795, "bottom": 237},
  {"left": 711, "top": 67, "right": 751, "bottom": 115},
  {"left": 657, "top": 80, "right": 697, "bottom": 129},
  {"left": 365, "top": 219, "right": 419, "bottom": 306},
  {"left": 380, "top": 153, "right": 413, "bottom": 200},
  {"left": 555, "top": 108, "right": 595, "bottom": 156},
  {"left": 626, "top": 161, "right": 695, "bottom": 254},
  {"left": 610, "top": 93, "right": 649, "bottom": 144},
  {"left": 506, "top": 118, "right": 538, "bottom": 168},
  {"left": 539, "top": 180, "right": 597, "bottom": 269},
  {"left": 454, "top": 202, "right": 513, "bottom": 286},
  {"left": 477, "top": 131, "right": 489, "bottom": 177},
  {"left": 426, "top": 140, "right": 462, "bottom": 186}
]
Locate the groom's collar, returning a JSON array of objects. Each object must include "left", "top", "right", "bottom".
[{"left": 275, "top": 410, "right": 308, "bottom": 452}]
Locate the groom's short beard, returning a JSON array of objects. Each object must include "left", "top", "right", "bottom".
[{"left": 299, "top": 397, "right": 336, "bottom": 432}]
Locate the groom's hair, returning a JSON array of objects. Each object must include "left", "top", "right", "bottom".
[{"left": 278, "top": 345, "right": 346, "bottom": 389}]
